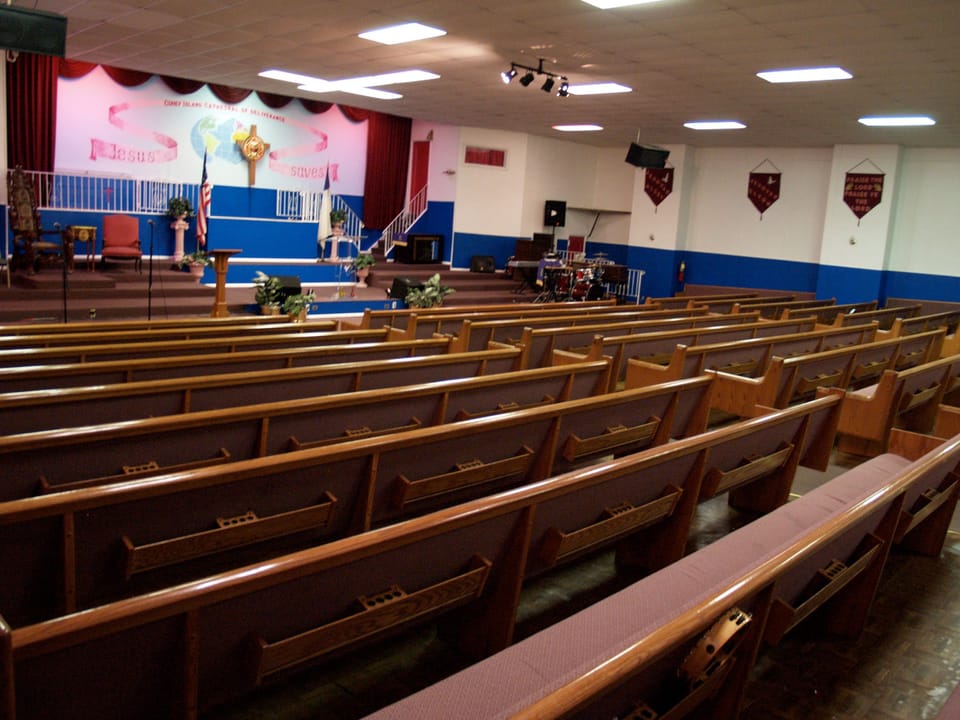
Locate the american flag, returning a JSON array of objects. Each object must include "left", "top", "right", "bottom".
[{"left": 196, "top": 151, "right": 211, "bottom": 247}]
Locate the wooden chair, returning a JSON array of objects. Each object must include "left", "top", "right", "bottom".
[
  {"left": 7, "top": 166, "right": 70, "bottom": 274},
  {"left": 101, "top": 214, "right": 142, "bottom": 272}
]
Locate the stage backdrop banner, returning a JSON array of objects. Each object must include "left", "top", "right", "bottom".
[
  {"left": 843, "top": 172, "right": 885, "bottom": 220},
  {"left": 747, "top": 171, "right": 781, "bottom": 218},
  {"left": 55, "top": 66, "right": 368, "bottom": 193},
  {"left": 644, "top": 167, "right": 673, "bottom": 209}
]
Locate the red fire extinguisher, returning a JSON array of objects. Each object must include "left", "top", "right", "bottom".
[{"left": 677, "top": 260, "right": 686, "bottom": 284}]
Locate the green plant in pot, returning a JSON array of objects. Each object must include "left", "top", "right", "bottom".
[
  {"left": 252, "top": 270, "right": 283, "bottom": 314},
  {"left": 166, "top": 196, "right": 195, "bottom": 219},
  {"left": 330, "top": 208, "right": 348, "bottom": 228},
  {"left": 405, "top": 273, "right": 454, "bottom": 308},
  {"left": 283, "top": 290, "right": 316, "bottom": 321},
  {"left": 176, "top": 249, "right": 212, "bottom": 282},
  {"left": 351, "top": 253, "right": 376, "bottom": 287}
]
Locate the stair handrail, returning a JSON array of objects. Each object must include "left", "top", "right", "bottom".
[{"left": 381, "top": 184, "right": 428, "bottom": 259}]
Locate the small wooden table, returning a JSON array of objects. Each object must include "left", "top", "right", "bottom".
[
  {"left": 65, "top": 225, "right": 97, "bottom": 271},
  {"left": 209, "top": 248, "right": 241, "bottom": 318}
]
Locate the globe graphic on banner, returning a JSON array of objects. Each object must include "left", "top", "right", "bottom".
[{"left": 190, "top": 117, "right": 245, "bottom": 164}]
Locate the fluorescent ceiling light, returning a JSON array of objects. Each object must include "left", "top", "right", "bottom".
[
  {"left": 858, "top": 115, "right": 936, "bottom": 127},
  {"left": 566, "top": 82, "right": 632, "bottom": 95},
  {"left": 553, "top": 124, "right": 603, "bottom": 132},
  {"left": 261, "top": 68, "right": 439, "bottom": 100},
  {"left": 757, "top": 67, "right": 852, "bottom": 83},
  {"left": 358, "top": 22, "right": 446, "bottom": 45},
  {"left": 684, "top": 121, "right": 746, "bottom": 130},
  {"left": 582, "top": 0, "right": 665, "bottom": 8}
]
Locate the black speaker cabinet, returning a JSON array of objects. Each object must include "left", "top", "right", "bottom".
[
  {"left": 625, "top": 143, "right": 670, "bottom": 168},
  {"left": 272, "top": 275, "right": 301, "bottom": 305},
  {"left": 388, "top": 277, "right": 424, "bottom": 300},
  {"left": 0, "top": 6, "right": 67, "bottom": 57},
  {"left": 470, "top": 255, "right": 495, "bottom": 273},
  {"left": 544, "top": 200, "right": 566, "bottom": 227}
]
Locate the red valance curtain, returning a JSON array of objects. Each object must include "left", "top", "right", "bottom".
[
  {"left": 8, "top": 56, "right": 412, "bottom": 223},
  {"left": 6, "top": 53, "right": 59, "bottom": 172}
]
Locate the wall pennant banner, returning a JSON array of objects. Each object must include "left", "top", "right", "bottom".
[
  {"left": 644, "top": 167, "right": 673, "bottom": 211},
  {"left": 844, "top": 172, "right": 884, "bottom": 222},
  {"left": 748, "top": 172, "right": 781, "bottom": 218}
]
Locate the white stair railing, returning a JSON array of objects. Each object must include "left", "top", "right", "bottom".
[
  {"left": 7, "top": 169, "right": 195, "bottom": 214},
  {"left": 381, "top": 184, "right": 428, "bottom": 259},
  {"left": 276, "top": 189, "right": 365, "bottom": 258}
]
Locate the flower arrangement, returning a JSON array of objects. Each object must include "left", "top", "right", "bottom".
[
  {"left": 176, "top": 250, "right": 212, "bottom": 268},
  {"left": 282, "top": 290, "right": 316, "bottom": 319},
  {"left": 405, "top": 273, "right": 454, "bottom": 308},
  {"left": 252, "top": 270, "right": 283, "bottom": 307},
  {"left": 330, "top": 208, "right": 348, "bottom": 226},
  {"left": 166, "top": 197, "right": 195, "bottom": 219}
]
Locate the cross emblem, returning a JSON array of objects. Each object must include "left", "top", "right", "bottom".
[{"left": 238, "top": 124, "right": 270, "bottom": 185}]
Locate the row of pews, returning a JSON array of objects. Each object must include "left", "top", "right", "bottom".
[{"left": 1, "top": 293, "right": 959, "bottom": 718}]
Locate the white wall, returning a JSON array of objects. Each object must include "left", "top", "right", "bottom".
[
  {"left": 453, "top": 127, "right": 529, "bottom": 236},
  {"left": 684, "top": 147, "right": 833, "bottom": 263},
  {"left": 889, "top": 147, "right": 960, "bottom": 276},
  {"left": 410, "top": 119, "right": 458, "bottom": 204}
]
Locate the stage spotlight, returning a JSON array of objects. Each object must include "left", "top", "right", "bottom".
[
  {"left": 519, "top": 71, "right": 535, "bottom": 87},
  {"left": 501, "top": 66, "right": 517, "bottom": 84},
  {"left": 541, "top": 76, "right": 555, "bottom": 93},
  {"left": 557, "top": 79, "right": 569, "bottom": 97}
]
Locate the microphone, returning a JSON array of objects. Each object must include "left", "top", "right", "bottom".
[{"left": 147, "top": 219, "right": 154, "bottom": 225}]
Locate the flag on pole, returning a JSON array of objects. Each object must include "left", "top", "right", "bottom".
[
  {"left": 197, "top": 151, "right": 212, "bottom": 248},
  {"left": 317, "top": 164, "right": 332, "bottom": 260}
]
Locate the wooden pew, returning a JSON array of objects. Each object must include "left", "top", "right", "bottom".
[
  {"left": 781, "top": 300, "right": 878, "bottom": 325},
  {"left": 643, "top": 291, "right": 762, "bottom": 309},
  {"left": 820, "top": 353, "right": 960, "bottom": 457},
  {"left": 0, "top": 375, "right": 715, "bottom": 625},
  {"left": 0, "top": 398, "right": 844, "bottom": 719},
  {"left": 623, "top": 323, "right": 879, "bottom": 391},
  {"left": 1, "top": 337, "right": 454, "bottom": 393},
  {"left": 834, "top": 303, "right": 922, "bottom": 331},
  {"left": 397, "top": 304, "right": 708, "bottom": 341},
  {"left": 0, "top": 346, "right": 534, "bottom": 435},
  {"left": 341, "top": 299, "right": 618, "bottom": 330},
  {"left": 888, "top": 310, "right": 960, "bottom": 357},
  {"left": 697, "top": 294, "right": 796, "bottom": 314},
  {"left": 447, "top": 305, "right": 722, "bottom": 353},
  {"left": 731, "top": 297, "right": 837, "bottom": 320},
  {"left": 705, "top": 329, "right": 946, "bottom": 417},
  {"left": 0, "top": 314, "right": 297, "bottom": 336},
  {"left": 552, "top": 316, "right": 822, "bottom": 390},
  {"left": 368, "top": 428, "right": 960, "bottom": 720},
  {"left": 512, "top": 312, "right": 780, "bottom": 369},
  {"left": 0, "top": 326, "right": 395, "bottom": 368},
  {"left": 0, "top": 320, "right": 329, "bottom": 350}
]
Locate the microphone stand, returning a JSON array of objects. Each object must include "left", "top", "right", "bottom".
[
  {"left": 147, "top": 219, "right": 155, "bottom": 320},
  {"left": 55, "top": 223, "right": 67, "bottom": 323}
]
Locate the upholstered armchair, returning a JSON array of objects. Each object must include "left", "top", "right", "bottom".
[{"left": 101, "top": 214, "right": 142, "bottom": 272}]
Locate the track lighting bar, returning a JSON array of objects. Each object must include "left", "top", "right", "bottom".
[{"left": 500, "top": 58, "right": 569, "bottom": 97}]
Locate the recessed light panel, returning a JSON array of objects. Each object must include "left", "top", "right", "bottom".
[
  {"left": 358, "top": 22, "right": 446, "bottom": 45},
  {"left": 858, "top": 116, "right": 936, "bottom": 127},
  {"left": 566, "top": 82, "right": 632, "bottom": 95},
  {"left": 684, "top": 121, "right": 746, "bottom": 130},
  {"left": 757, "top": 67, "right": 852, "bottom": 83},
  {"left": 553, "top": 124, "right": 603, "bottom": 132}
]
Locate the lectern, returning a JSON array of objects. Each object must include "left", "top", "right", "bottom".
[{"left": 210, "top": 248, "right": 241, "bottom": 317}]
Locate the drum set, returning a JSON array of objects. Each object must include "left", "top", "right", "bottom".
[{"left": 535, "top": 255, "right": 608, "bottom": 303}]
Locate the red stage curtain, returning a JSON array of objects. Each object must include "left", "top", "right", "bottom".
[
  {"left": 6, "top": 52, "right": 59, "bottom": 172},
  {"left": 362, "top": 111, "right": 412, "bottom": 230}
]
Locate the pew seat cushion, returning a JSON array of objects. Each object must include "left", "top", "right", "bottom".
[{"left": 367, "top": 453, "right": 911, "bottom": 719}]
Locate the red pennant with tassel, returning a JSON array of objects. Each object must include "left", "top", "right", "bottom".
[
  {"left": 644, "top": 168, "right": 673, "bottom": 210},
  {"left": 748, "top": 172, "right": 781, "bottom": 218}
]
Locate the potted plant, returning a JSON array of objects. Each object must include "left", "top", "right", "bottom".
[
  {"left": 351, "top": 253, "right": 376, "bottom": 288},
  {"left": 252, "top": 270, "right": 283, "bottom": 314},
  {"left": 405, "top": 273, "right": 454, "bottom": 308},
  {"left": 330, "top": 208, "right": 347, "bottom": 229},
  {"left": 177, "top": 249, "right": 212, "bottom": 281},
  {"left": 166, "top": 197, "right": 194, "bottom": 220},
  {"left": 282, "top": 290, "right": 316, "bottom": 322}
]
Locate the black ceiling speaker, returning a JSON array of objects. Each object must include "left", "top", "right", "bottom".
[
  {"left": 0, "top": 6, "right": 67, "bottom": 58},
  {"left": 625, "top": 143, "right": 670, "bottom": 168}
]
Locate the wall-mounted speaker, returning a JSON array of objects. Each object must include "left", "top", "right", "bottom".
[
  {"left": 625, "top": 143, "right": 670, "bottom": 168},
  {"left": 0, "top": 6, "right": 67, "bottom": 57},
  {"left": 544, "top": 200, "right": 566, "bottom": 227}
]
